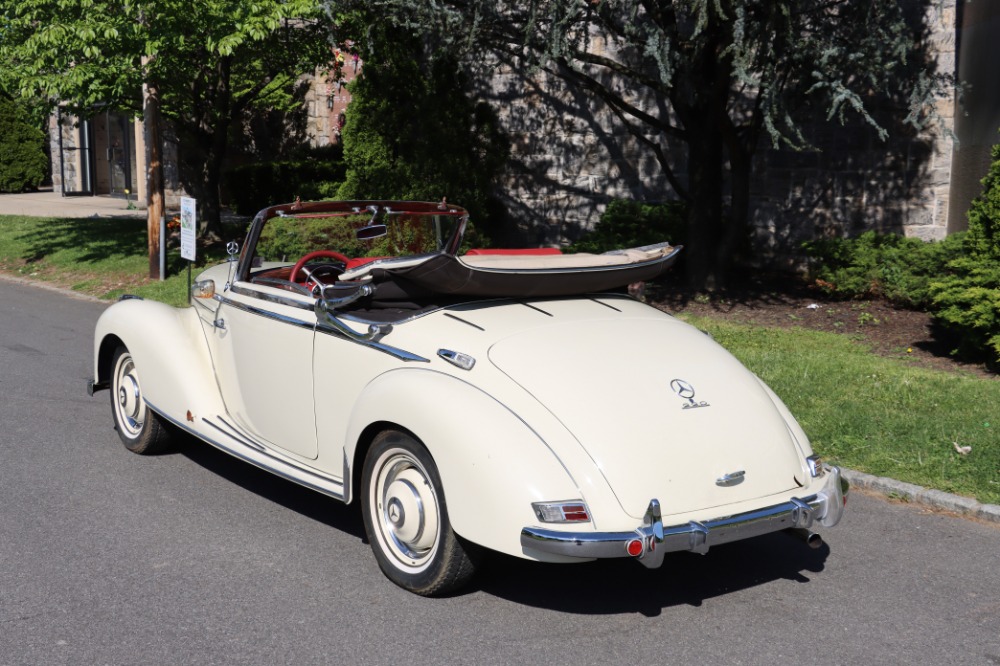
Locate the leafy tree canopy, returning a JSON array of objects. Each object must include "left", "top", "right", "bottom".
[
  {"left": 324, "top": 0, "right": 951, "bottom": 287},
  {"left": 334, "top": 21, "right": 508, "bottom": 239},
  {"left": 0, "top": 0, "right": 335, "bottom": 231}
]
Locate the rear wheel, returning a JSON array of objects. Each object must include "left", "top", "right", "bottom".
[
  {"left": 361, "top": 430, "right": 477, "bottom": 596},
  {"left": 109, "top": 345, "right": 172, "bottom": 454}
]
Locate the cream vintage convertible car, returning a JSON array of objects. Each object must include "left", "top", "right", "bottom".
[{"left": 89, "top": 199, "right": 847, "bottom": 596}]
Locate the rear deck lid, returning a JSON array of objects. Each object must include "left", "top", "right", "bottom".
[{"left": 488, "top": 315, "right": 805, "bottom": 518}]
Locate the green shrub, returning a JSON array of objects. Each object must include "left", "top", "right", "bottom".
[
  {"left": 224, "top": 145, "right": 346, "bottom": 215},
  {"left": 929, "top": 132, "right": 1000, "bottom": 366},
  {"left": 256, "top": 212, "right": 453, "bottom": 262},
  {"left": 569, "top": 199, "right": 687, "bottom": 253},
  {"left": 929, "top": 257, "right": 1000, "bottom": 364},
  {"left": 0, "top": 95, "right": 49, "bottom": 193},
  {"left": 334, "top": 27, "right": 508, "bottom": 241},
  {"left": 256, "top": 214, "right": 367, "bottom": 261},
  {"left": 802, "top": 231, "right": 966, "bottom": 309}
]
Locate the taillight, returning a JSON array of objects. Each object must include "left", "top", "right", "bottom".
[
  {"left": 531, "top": 501, "right": 592, "bottom": 523},
  {"left": 805, "top": 455, "right": 825, "bottom": 478}
]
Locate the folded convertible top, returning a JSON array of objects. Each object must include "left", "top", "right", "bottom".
[{"left": 341, "top": 243, "right": 681, "bottom": 299}]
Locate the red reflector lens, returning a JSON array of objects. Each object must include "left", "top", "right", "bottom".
[
  {"left": 562, "top": 505, "right": 589, "bottom": 521},
  {"left": 626, "top": 538, "right": 644, "bottom": 557}
]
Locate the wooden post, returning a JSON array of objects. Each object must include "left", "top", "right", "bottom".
[{"left": 142, "top": 65, "right": 164, "bottom": 280}]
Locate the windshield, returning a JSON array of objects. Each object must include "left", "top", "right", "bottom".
[{"left": 244, "top": 201, "right": 468, "bottom": 276}]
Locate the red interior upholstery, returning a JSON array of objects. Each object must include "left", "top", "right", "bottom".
[
  {"left": 345, "top": 256, "right": 390, "bottom": 270},
  {"left": 345, "top": 249, "right": 562, "bottom": 270}
]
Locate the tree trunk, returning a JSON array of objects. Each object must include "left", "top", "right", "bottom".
[
  {"left": 175, "top": 126, "right": 226, "bottom": 239},
  {"left": 721, "top": 139, "right": 752, "bottom": 284},
  {"left": 142, "top": 74, "right": 164, "bottom": 280},
  {"left": 684, "top": 112, "right": 725, "bottom": 290},
  {"left": 679, "top": 19, "right": 734, "bottom": 290}
]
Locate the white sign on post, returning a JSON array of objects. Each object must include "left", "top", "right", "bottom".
[{"left": 180, "top": 197, "right": 197, "bottom": 262}]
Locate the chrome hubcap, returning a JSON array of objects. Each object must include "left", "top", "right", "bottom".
[
  {"left": 372, "top": 450, "right": 441, "bottom": 571},
  {"left": 113, "top": 355, "right": 144, "bottom": 437}
]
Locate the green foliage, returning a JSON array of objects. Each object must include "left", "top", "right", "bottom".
[
  {"left": 569, "top": 199, "right": 687, "bottom": 253},
  {"left": 963, "top": 136, "right": 1000, "bottom": 261},
  {"left": 0, "top": 0, "right": 336, "bottom": 228},
  {"left": 225, "top": 146, "right": 347, "bottom": 215},
  {"left": 930, "top": 258, "right": 1000, "bottom": 365},
  {"left": 0, "top": 94, "right": 49, "bottom": 192},
  {"left": 256, "top": 214, "right": 370, "bottom": 260},
  {"left": 688, "top": 315, "right": 1000, "bottom": 504},
  {"left": 324, "top": 0, "right": 951, "bottom": 286},
  {"left": 256, "top": 212, "right": 455, "bottom": 261},
  {"left": 929, "top": 135, "right": 1000, "bottom": 366},
  {"left": 802, "top": 231, "right": 966, "bottom": 309},
  {"left": 335, "top": 24, "right": 508, "bottom": 239}
]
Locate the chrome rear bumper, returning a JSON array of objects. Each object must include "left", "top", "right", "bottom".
[{"left": 520, "top": 466, "right": 847, "bottom": 568}]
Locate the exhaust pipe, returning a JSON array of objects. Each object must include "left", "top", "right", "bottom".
[{"left": 786, "top": 527, "right": 823, "bottom": 549}]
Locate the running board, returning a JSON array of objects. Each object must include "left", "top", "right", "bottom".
[{"left": 148, "top": 401, "right": 346, "bottom": 502}]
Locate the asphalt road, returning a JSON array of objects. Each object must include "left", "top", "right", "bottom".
[{"left": 2, "top": 277, "right": 999, "bottom": 666}]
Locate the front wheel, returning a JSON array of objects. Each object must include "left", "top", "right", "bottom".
[
  {"left": 109, "top": 345, "right": 172, "bottom": 455},
  {"left": 361, "top": 430, "right": 478, "bottom": 596}
]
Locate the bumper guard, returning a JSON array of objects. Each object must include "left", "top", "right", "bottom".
[{"left": 520, "top": 466, "right": 848, "bottom": 568}]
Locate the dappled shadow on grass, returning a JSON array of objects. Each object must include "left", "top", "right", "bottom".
[
  {"left": 15, "top": 216, "right": 244, "bottom": 277},
  {"left": 19, "top": 217, "right": 148, "bottom": 264},
  {"left": 476, "top": 531, "right": 829, "bottom": 615}
]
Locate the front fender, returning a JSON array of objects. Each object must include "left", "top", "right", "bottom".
[
  {"left": 93, "top": 299, "right": 224, "bottom": 424},
  {"left": 345, "top": 369, "right": 587, "bottom": 560}
]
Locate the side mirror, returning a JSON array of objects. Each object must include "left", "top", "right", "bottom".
[{"left": 356, "top": 224, "right": 388, "bottom": 240}]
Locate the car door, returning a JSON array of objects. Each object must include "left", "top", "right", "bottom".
[{"left": 207, "top": 280, "right": 319, "bottom": 460}]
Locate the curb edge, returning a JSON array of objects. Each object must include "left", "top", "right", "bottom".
[{"left": 842, "top": 468, "right": 1000, "bottom": 524}]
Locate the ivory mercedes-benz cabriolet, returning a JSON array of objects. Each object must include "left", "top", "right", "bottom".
[{"left": 89, "top": 199, "right": 847, "bottom": 596}]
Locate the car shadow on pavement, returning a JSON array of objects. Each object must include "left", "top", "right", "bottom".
[
  {"left": 174, "top": 434, "right": 366, "bottom": 540},
  {"left": 477, "top": 532, "right": 830, "bottom": 615},
  {"left": 168, "top": 433, "right": 828, "bottom": 611}
]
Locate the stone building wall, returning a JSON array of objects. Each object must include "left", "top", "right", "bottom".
[
  {"left": 480, "top": 1, "right": 959, "bottom": 257},
  {"left": 303, "top": 51, "right": 361, "bottom": 149},
  {"left": 749, "top": 0, "right": 957, "bottom": 257}
]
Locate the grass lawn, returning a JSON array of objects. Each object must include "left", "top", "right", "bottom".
[
  {"left": 2, "top": 213, "right": 998, "bottom": 504},
  {"left": 0, "top": 214, "right": 235, "bottom": 307},
  {"left": 683, "top": 316, "right": 1000, "bottom": 505}
]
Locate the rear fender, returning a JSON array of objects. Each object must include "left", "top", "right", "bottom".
[
  {"left": 93, "top": 298, "right": 225, "bottom": 423},
  {"left": 345, "top": 369, "right": 584, "bottom": 559}
]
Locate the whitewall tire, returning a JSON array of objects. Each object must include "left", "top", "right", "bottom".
[
  {"left": 361, "top": 430, "right": 478, "bottom": 596},
  {"left": 109, "top": 345, "right": 172, "bottom": 455}
]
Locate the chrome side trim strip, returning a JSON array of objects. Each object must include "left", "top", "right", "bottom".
[
  {"left": 216, "top": 294, "right": 316, "bottom": 332},
  {"left": 314, "top": 324, "right": 430, "bottom": 362},
  {"left": 230, "top": 283, "right": 314, "bottom": 309},
  {"left": 145, "top": 401, "right": 345, "bottom": 502},
  {"left": 245, "top": 277, "right": 314, "bottom": 298},
  {"left": 224, "top": 283, "right": 427, "bottom": 362}
]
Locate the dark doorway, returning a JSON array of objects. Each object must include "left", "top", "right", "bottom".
[{"left": 57, "top": 108, "right": 96, "bottom": 196}]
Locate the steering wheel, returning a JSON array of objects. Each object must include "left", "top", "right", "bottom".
[{"left": 289, "top": 250, "right": 350, "bottom": 288}]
